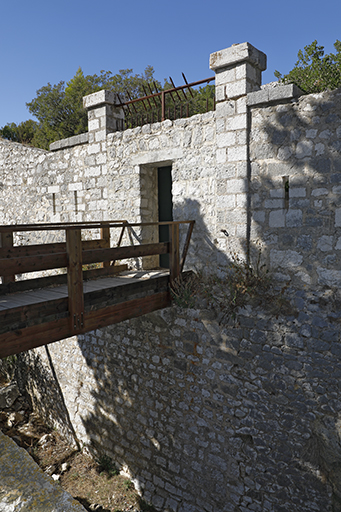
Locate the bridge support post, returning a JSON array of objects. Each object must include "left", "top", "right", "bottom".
[
  {"left": 169, "top": 223, "right": 180, "bottom": 286},
  {"left": 66, "top": 228, "right": 84, "bottom": 331},
  {"left": 0, "top": 232, "right": 15, "bottom": 284}
]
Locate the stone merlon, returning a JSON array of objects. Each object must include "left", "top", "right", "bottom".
[{"left": 209, "top": 42, "right": 267, "bottom": 72}]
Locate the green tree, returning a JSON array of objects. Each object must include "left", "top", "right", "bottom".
[
  {"left": 2, "top": 65, "right": 214, "bottom": 150},
  {"left": 25, "top": 66, "right": 161, "bottom": 149},
  {"left": 275, "top": 40, "right": 341, "bottom": 94},
  {"left": 0, "top": 119, "right": 38, "bottom": 145}
]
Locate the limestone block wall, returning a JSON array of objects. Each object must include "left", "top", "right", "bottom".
[
  {"left": 249, "top": 88, "right": 341, "bottom": 288},
  {"left": 1, "top": 43, "right": 341, "bottom": 287},
  {"left": 2, "top": 41, "right": 341, "bottom": 512},
  {"left": 22, "top": 287, "right": 341, "bottom": 512},
  {"left": 106, "top": 112, "right": 221, "bottom": 269}
]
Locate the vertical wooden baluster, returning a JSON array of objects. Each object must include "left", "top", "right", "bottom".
[
  {"left": 66, "top": 228, "right": 84, "bottom": 331},
  {"left": 100, "top": 225, "right": 110, "bottom": 268},
  {"left": 1, "top": 231, "right": 15, "bottom": 284},
  {"left": 169, "top": 222, "right": 180, "bottom": 287}
]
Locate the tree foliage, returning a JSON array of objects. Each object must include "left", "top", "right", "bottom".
[
  {"left": 1, "top": 65, "right": 214, "bottom": 150},
  {"left": 275, "top": 40, "right": 341, "bottom": 94},
  {"left": 0, "top": 120, "right": 38, "bottom": 145}
]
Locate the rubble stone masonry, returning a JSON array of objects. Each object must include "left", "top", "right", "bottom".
[{"left": 1, "top": 42, "right": 341, "bottom": 510}]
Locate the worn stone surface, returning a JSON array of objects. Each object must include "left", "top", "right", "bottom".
[
  {"left": 0, "top": 429, "right": 86, "bottom": 511},
  {"left": 0, "top": 382, "right": 20, "bottom": 409},
  {"left": 249, "top": 88, "right": 341, "bottom": 288},
  {"left": 21, "top": 285, "right": 341, "bottom": 511}
]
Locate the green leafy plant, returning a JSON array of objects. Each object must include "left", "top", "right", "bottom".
[
  {"left": 96, "top": 454, "right": 119, "bottom": 477},
  {"left": 275, "top": 39, "right": 341, "bottom": 93},
  {"left": 123, "top": 479, "right": 133, "bottom": 491},
  {"left": 170, "top": 273, "right": 198, "bottom": 308}
]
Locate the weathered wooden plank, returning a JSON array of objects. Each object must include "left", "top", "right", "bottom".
[
  {"left": 84, "top": 275, "right": 169, "bottom": 311},
  {"left": 0, "top": 232, "right": 15, "bottom": 283},
  {"left": 0, "top": 298, "right": 68, "bottom": 334},
  {"left": 0, "top": 264, "right": 128, "bottom": 296},
  {"left": 0, "top": 243, "right": 168, "bottom": 277},
  {"left": 0, "top": 291, "right": 171, "bottom": 358},
  {"left": 0, "top": 316, "right": 72, "bottom": 358},
  {"left": 82, "top": 242, "right": 169, "bottom": 265},
  {"left": 0, "top": 242, "right": 66, "bottom": 259},
  {"left": 0, "top": 253, "right": 68, "bottom": 276},
  {"left": 84, "top": 291, "right": 171, "bottom": 332},
  {"left": 66, "top": 229, "right": 84, "bottom": 331},
  {"left": 180, "top": 220, "right": 195, "bottom": 272},
  {"left": 0, "top": 239, "right": 114, "bottom": 260}
]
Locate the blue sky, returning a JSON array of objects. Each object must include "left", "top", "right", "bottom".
[{"left": 1, "top": 0, "right": 340, "bottom": 127}]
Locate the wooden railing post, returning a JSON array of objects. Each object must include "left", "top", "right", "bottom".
[
  {"left": 0, "top": 231, "right": 15, "bottom": 284},
  {"left": 100, "top": 225, "right": 110, "bottom": 268},
  {"left": 66, "top": 228, "right": 84, "bottom": 331},
  {"left": 169, "top": 222, "right": 180, "bottom": 286}
]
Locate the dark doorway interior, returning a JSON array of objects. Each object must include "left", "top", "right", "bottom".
[{"left": 158, "top": 166, "right": 173, "bottom": 268}]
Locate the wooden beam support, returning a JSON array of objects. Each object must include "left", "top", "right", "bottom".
[
  {"left": 66, "top": 228, "right": 84, "bottom": 331},
  {"left": 100, "top": 226, "right": 111, "bottom": 268},
  {"left": 169, "top": 223, "right": 180, "bottom": 286},
  {"left": 0, "top": 242, "right": 169, "bottom": 277},
  {"left": 0, "top": 232, "right": 15, "bottom": 284},
  {"left": 0, "top": 252, "right": 68, "bottom": 276},
  {"left": 0, "top": 291, "right": 171, "bottom": 358}
]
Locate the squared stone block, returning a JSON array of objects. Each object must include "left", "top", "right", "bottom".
[
  {"left": 269, "top": 209, "right": 285, "bottom": 227},
  {"left": 88, "top": 119, "right": 100, "bottom": 132},
  {"left": 83, "top": 90, "right": 117, "bottom": 108},
  {"left": 217, "top": 132, "right": 236, "bottom": 148},
  {"left": 227, "top": 145, "right": 247, "bottom": 162},
  {"left": 335, "top": 208, "right": 341, "bottom": 226},
  {"left": 225, "top": 80, "right": 248, "bottom": 99},
  {"left": 215, "top": 68, "right": 236, "bottom": 86},
  {"left": 210, "top": 42, "right": 267, "bottom": 72}
]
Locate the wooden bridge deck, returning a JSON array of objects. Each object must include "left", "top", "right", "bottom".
[{"left": 0, "top": 220, "right": 194, "bottom": 358}]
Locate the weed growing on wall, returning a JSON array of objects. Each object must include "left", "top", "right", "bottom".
[
  {"left": 171, "top": 243, "right": 292, "bottom": 322},
  {"left": 170, "top": 273, "right": 198, "bottom": 308}
]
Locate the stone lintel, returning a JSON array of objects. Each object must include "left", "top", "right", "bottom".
[
  {"left": 247, "top": 84, "right": 303, "bottom": 107},
  {"left": 210, "top": 42, "right": 267, "bottom": 72}
]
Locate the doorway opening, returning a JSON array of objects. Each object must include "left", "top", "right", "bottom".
[{"left": 157, "top": 165, "right": 173, "bottom": 268}]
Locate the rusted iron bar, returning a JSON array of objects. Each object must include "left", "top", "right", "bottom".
[
  {"left": 117, "top": 93, "right": 132, "bottom": 116},
  {"left": 115, "top": 77, "right": 214, "bottom": 107},
  {"left": 169, "top": 76, "right": 184, "bottom": 102},
  {"left": 126, "top": 90, "right": 138, "bottom": 113},
  {"left": 161, "top": 91, "right": 166, "bottom": 121},
  {"left": 148, "top": 83, "right": 159, "bottom": 108},
  {"left": 142, "top": 86, "right": 153, "bottom": 110},
  {"left": 182, "top": 73, "right": 194, "bottom": 98}
]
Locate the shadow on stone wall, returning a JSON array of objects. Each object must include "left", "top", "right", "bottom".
[
  {"left": 249, "top": 89, "right": 341, "bottom": 289},
  {"left": 247, "top": 88, "right": 341, "bottom": 509},
  {"left": 19, "top": 347, "right": 80, "bottom": 449},
  {"left": 73, "top": 192, "right": 337, "bottom": 510}
]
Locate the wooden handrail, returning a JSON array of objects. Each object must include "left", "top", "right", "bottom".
[{"left": 0, "top": 220, "right": 195, "bottom": 332}]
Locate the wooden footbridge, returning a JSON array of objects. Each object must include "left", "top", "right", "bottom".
[{"left": 0, "top": 220, "right": 194, "bottom": 359}]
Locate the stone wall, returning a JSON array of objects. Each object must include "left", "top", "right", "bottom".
[
  {"left": 22, "top": 286, "right": 341, "bottom": 511},
  {"left": 1, "top": 43, "right": 340, "bottom": 285},
  {"left": 249, "top": 87, "right": 341, "bottom": 289},
  {"left": 1, "top": 41, "right": 341, "bottom": 511}
]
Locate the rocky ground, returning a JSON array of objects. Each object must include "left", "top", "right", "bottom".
[{"left": 0, "top": 372, "right": 156, "bottom": 512}]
